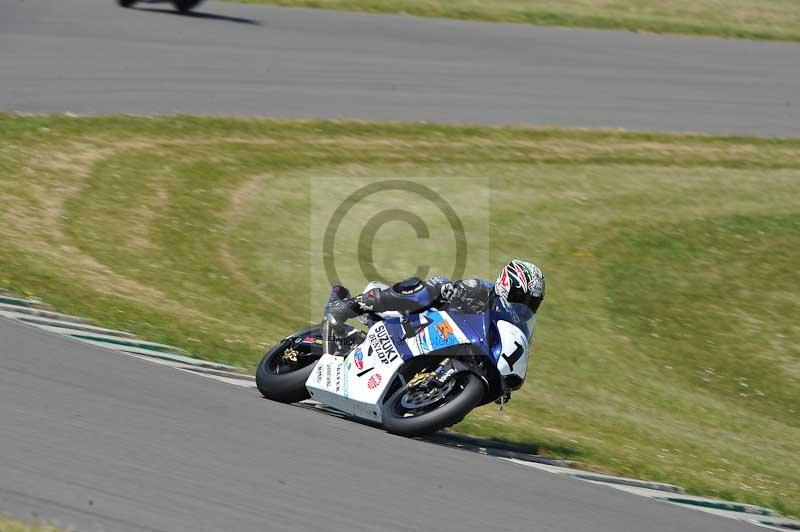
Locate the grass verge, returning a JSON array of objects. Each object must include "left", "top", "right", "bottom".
[
  {"left": 230, "top": 0, "right": 800, "bottom": 42},
  {"left": 0, "top": 516, "right": 60, "bottom": 532},
  {"left": 0, "top": 114, "right": 798, "bottom": 517}
]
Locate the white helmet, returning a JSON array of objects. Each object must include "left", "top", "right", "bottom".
[{"left": 495, "top": 259, "right": 545, "bottom": 315}]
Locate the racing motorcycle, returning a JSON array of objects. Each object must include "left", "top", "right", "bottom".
[
  {"left": 256, "top": 283, "right": 535, "bottom": 437},
  {"left": 117, "top": 0, "right": 204, "bottom": 13}
]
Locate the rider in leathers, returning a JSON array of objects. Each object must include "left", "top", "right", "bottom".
[{"left": 326, "top": 259, "right": 545, "bottom": 335}]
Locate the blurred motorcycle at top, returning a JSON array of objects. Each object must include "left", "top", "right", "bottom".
[{"left": 118, "top": 0, "right": 205, "bottom": 13}]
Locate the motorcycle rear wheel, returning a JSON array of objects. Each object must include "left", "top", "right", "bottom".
[
  {"left": 172, "top": 0, "right": 204, "bottom": 12},
  {"left": 382, "top": 372, "right": 484, "bottom": 437},
  {"left": 256, "top": 326, "right": 323, "bottom": 404}
]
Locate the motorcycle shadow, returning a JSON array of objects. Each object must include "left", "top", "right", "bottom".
[
  {"left": 293, "top": 400, "right": 571, "bottom": 467},
  {"left": 133, "top": 2, "right": 262, "bottom": 26}
]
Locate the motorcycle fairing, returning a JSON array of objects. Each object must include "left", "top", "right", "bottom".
[
  {"left": 495, "top": 319, "right": 530, "bottom": 379},
  {"left": 397, "top": 310, "right": 474, "bottom": 358},
  {"left": 305, "top": 310, "right": 479, "bottom": 423},
  {"left": 306, "top": 320, "right": 406, "bottom": 422},
  {"left": 306, "top": 352, "right": 401, "bottom": 422}
]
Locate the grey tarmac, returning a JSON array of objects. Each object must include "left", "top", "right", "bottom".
[
  {"left": 0, "top": 0, "right": 798, "bottom": 135},
  {"left": 0, "top": 318, "right": 762, "bottom": 532}
]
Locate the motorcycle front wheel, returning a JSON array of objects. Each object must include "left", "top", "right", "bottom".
[
  {"left": 256, "top": 326, "right": 323, "bottom": 404},
  {"left": 382, "top": 371, "right": 484, "bottom": 437},
  {"left": 172, "top": 0, "right": 204, "bottom": 12}
]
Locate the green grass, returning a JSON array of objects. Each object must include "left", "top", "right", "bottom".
[
  {"left": 231, "top": 0, "right": 800, "bottom": 42},
  {"left": 0, "top": 114, "right": 798, "bottom": 517},
  {"left": 0, "top": 516, "right": 61, "bottom": 532}
]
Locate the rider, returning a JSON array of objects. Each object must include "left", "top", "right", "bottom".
[{"left": 326, "top": 259, "right": 545, "bottom": 337}]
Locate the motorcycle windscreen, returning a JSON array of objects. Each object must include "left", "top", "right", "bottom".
[{"left": 508, "top": 302, "right": 537, "bottom": 343}]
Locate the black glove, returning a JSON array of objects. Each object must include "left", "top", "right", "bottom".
[
  {"left": 444, "top": 280, "right": 492, "bottom": 313},
  {"left": 327, "top": 285, "right": 350, "bottom": 304}
]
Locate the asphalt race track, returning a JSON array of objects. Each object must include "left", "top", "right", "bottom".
[
  {"left": 0, "top": 318, "right": 763, "bottom": 532},
  {"left": 1, "top": 0, "right": 799, "bottom": 135}
]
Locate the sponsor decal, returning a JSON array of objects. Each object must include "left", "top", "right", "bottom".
[
  {"left": 315, "top": 363, "right": 323, "bottom": 384},
  {"left": 436, "top": 320, "right": 454, "bottom": 341},
  {"left": 353, "top": 348, "right": 364, "bottom": 370},
  {"left": 367, "top": 373, "right": 382, "bottom": 390},
  {"left": 341, "top": 360, "right": 350, "bottom": 397},
  {"left": 426, "top": 312, "right": 462, "bottom": 350},
  {"left": 369, "top": 323, "right": 399, "bottom": 365},
  {"left": 335, "top": 364, "right": 343, "bottom": 393},
  {"left": 355, "top": 345, "right": 375, "bottom": 377},
  {"left": 436, "top": 366, "right": 457, "bottom": 384},
  {"left": 302, "top": 336, "right": 323, "bottom": 345},
  {"left": 325, "top": 364, "right": 332, "bottom": 388}
]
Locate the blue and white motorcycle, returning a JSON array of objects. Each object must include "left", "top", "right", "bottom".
[{"left": 256, "top": 283, "right": 536, "bottom": 437}]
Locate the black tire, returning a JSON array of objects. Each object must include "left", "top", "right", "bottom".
[
  {"left": 171, "top": 0, "right": 204, "bottom": 12},
  {"left": 256, "top": 326, "right": 322, "bottom": 404},
  {"left": 382, "top": 373, "right": 485, "bottom": 437},
  {"left": 118, "top": 0, "right": 138, "bottom": 7}
]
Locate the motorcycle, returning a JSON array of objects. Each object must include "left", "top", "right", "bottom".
[
  {"left": 256, "top": 283, "right": 535, "bottom": 437},
  {"left": 117, "top": 0, "right": 205, "bottom": 13}
]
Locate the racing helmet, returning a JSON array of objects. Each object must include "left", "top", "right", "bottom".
[{"left": 495, "top": 259, "right": 545, "bottom": 316}]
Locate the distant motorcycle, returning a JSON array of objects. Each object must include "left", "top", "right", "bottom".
[
  {"left": 118, "top": 0, "right": 205, "bottom": 13},
  {"left": 256, "top": 284, "right": 535, "bottom": 437}
]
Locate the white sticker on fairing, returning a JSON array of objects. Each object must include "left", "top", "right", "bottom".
[
  {"left": 367, "top": 322, "right": 401, "bottom": 365},
  {"left": 305, "top": 321, "right": 406, "bottom": 422},
  {"left": 496, "top": 320, "right": 529, "bottom": 379},
  {"left": 309, "top": 356, "right": 341, "bottom": 392}
]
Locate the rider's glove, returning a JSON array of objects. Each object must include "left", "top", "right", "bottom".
[
  {"left": 439, "top": 282, "right": 457, "bottom": 301},
  {"left": 445, "top": 281, "right": 491, "bottom": 313},
  {"left": 327, "top": 285, "right": 351, "bottom": 305}
]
